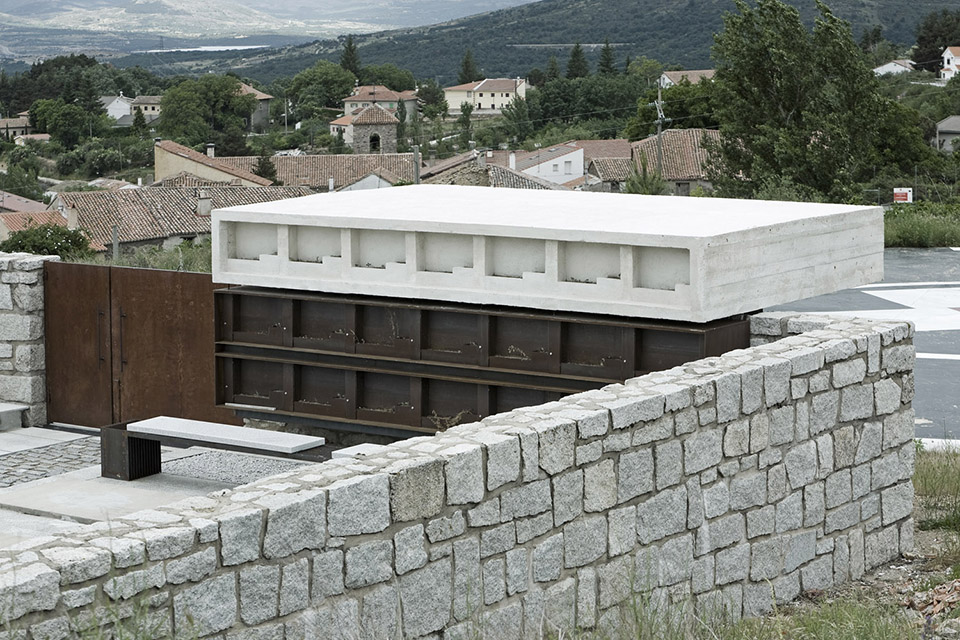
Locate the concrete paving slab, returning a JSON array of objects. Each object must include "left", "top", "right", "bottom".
[
  {"left": 0, "top": 462, "right": 232, "bottom": 525},
  {"left": 0, "top": 428, "right": 86, "bottom": 454},
  {"left": 0, "top": 509, "right": 84, "bottom": 548}
]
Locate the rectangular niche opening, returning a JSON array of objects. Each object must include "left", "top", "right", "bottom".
[
  {"left": 356, "top": 230, "right": 405, "bottom": 269},
  {"left": 561, "top": 242, "right": 620, "bottom": 284},
  {"left": 231, "top": 222, "right": 277, "bottom": 260},
  {"left": 422, "top": 233, "right": 473, "bottom": 273},
  {"left": 490, "top": 236, "right": 545, "bottom": 278},
  {"left": 634, "top": 247, "right": 690, "bottom": 291},
  {"left": 292, "top": 226, "right": 340, "bottom": 263}
]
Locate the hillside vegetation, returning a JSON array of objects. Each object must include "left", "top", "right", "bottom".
[{"left": 112, "top": 0, "right": 928, "bottom": 83}]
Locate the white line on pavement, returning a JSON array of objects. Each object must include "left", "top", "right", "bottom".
[
  {"left": 917, "top": 353, "right": 960, "bottom": 360},
  {"left": 857, "top": 281, "right": 960, "bottom": 289}
]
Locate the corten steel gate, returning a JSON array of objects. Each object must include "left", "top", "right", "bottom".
[
  {"left": 44, "top": 262, "right": 238, "bottom": 427},
  {"left": 215, "top": 287, "right": 752, "bottom": 437}
]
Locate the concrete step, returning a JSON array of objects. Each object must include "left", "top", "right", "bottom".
[{"left": 0, "top": 403, "right": 29, "bottom": 431}]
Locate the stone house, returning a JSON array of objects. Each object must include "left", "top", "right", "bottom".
[
  {"left": 630, "top": 128, "right": 720, "bottom": 195},
  {"left": 217, "top": 152, "right": 420, "bottom": 190},
  {"left": 154, "top": 140, "right": 273, "bottom": 187}
]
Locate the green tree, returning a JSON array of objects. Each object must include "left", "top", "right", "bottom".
[
  {"left": 502, "top": 94, "right": 533, "bottom": 142},
  {"left": 457, "top": 101, "right": 473, "bottom": 148},
  {"left": 131, "top": 107, "right": 147, "bottom": 138},
  {"left": 566, "top": 43, "right": 590, "bottom": 79},
  {"left": 546, "top": 57, "right": 561, "bottom": 82},
  {"left": 340, "top": 35, "right": 361, "bottom": 77},
  {"left": 527, "top": 68, "right": 546, "bottom": 87},
  {"left": 417, "top": 79, "right": 448, "bottom": 121},
  {"left": 458, "top": 50, "right": 483, "bottom": 85},
  {"left": 627, "top": 56, "right": 665, "bottom": 87},
  {"left": 624, "top": 79, "right": 717, "bottom": 140},
  {"left": 1, "top": 162, "right": 42, "bottom": 200},
  {"left": 396, "top": 98, "right": 407, "bottom": 148},
  {"left": 915, "top": 9, "right": 960, "bottom": 73},
  {"left": 709, "top": 0, "right": 886, "bottom": 201},
  {"left": 598, "top": 38, "right": 617, "bottom": 75},
  {"left": 252, "top": 155, "right": 278, "bottom": 183},
  {"left": 359, "top": 64, "right": 416, "bottom": 91},
  {"left": 624, "top": 153, "right": 669, "bottom": 195},
  {"left": 47, "top": 103, "right": 87, "bottom": 148},
  {"left": 159, "top": 75, "right": 256, "bottom": 146},
  {"left": 289, "top": 61, "right": 356, "bottom": 120},
  {"left": 0, "top": 223, "right": 92, "bottom": 259}
]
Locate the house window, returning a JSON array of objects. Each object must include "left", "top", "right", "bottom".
[
  {"left": 552, "top": 164, "right": 559, "bottom": 173},
  {"left": 479, "top": 93, "right": 483, "bottom": 97},
  {"left": 564, "top": 160, "right": 572, "bottom": 174},
  {"left": 491, "top": 104, "right": 495, "bottom": 109},
  {"left": 351, "top": 103, "right": 357, "bottom": 108}
]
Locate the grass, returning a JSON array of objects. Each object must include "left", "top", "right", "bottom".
[
  {"left": 914, "top": 444, "right": 960, "bottom": 531},
  {"left": 71, "top": 238, "right": 212, "bottom": 273},
  {"left": 884, "top": 203, "right": 960, "bottom": 247}
]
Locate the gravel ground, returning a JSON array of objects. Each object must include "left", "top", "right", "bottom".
[
  {"left": 161, "top": 449, "right": 313, "bottom": 485},
  {"left": 0, "top": 437, "right": 100, "bottom": 488}
]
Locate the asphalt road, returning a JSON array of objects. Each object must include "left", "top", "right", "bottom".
[{"left": 770, "top": 247, "right": 960, "bottom": 439}]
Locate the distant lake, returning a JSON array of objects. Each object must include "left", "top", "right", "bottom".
[{"left": 135, "top": 45, "right": 269, "bottom": 53}]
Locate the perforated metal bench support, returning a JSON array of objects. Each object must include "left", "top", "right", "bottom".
[{"left": 100, "top": 424, "right": 162, "bottom": 481}]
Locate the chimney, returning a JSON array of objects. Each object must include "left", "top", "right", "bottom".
[
  {"left": 478, "top": 151, "right": 487, "bottom": 167},
  {"left": 196, "top": 190, "right": 212, "bottom": 217},
  {"left": 509, "top": 151, "right": 516, "bottom": 170},
  {"left": 137, "top": 177, "right": 142, "bottom": 187},
  {"left": 205, "top": 144, "right": 215, "bottom": 158},
  {"left": 412, "top": 145, "right": 421, "bottom": 184},
  {"left": 328, "top": 177, "right": 335, "bottom": 192}
]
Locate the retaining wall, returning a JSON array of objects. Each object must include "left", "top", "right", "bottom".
[
  {"left": 0, "top": 253, "right": 58, "bottom": 427},
  {"left": 0, "top": 312, "right": 916, "bottom": 639}
]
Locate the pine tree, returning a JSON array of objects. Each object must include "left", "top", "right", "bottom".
[
  {"left": 131, "top": 107, "right": 147, "bottom": 138},
  {"left": 253, "top": 155, "right": 278, "bottom": 183},
  {"left": 598, "top": 39, "right": 617, "bottom": 75},
  {"left": 340, "top": 35, "right": 361, "bottom": 77},
  {"left": 546, "top": 56, "right": 561, "bottom": 81},
  {"left": 566, "top": 43, "right": 590, "bottom": 79},
  {"left": 458, "top": 50, "right": 483, "bottom": 84}
]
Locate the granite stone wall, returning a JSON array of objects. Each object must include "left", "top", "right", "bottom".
[
  {"left": 0, "top": 252, "right": 58, "bottom": 427},
  {"left": 0, "top": 312, "right": 916, "bottom": 639}
]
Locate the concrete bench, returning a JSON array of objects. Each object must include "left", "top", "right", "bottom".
[
  {"left": 0, "top": 403, "right": 29, "bottom": 431},
  {"left": 101, "top": 416, "right": 327, "bottom": 481}
]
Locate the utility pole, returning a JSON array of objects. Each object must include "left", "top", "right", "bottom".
[{"left": 649, "top": 85, "right": 670, "bottom": 175}]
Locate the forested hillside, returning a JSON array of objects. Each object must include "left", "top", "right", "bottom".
[{"left": 111, "top": 0, "right": 928, "bottom": 83}]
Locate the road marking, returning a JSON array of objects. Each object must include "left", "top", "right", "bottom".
[
  {"left": 857, "top": 281, "right": 960, "bottom": 289},
  {"left": 917, "top": 353, "right": 960, "bottom": 361}
]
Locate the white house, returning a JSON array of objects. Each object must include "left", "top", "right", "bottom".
[
  {"left": 873, "top": 60, "right": 914, "bottom": 76},
  {"left": 512, "top": 142, "right": 585, "bottom": 187},
  {"left": 935, "top": 116, "right": 960, "bottom": 152},
  {"left": 443, "top": 78, "right": 526, "bottom": 114},
  {"left": 942, "top": 47, "right": 960, "bottom": 81},
  {"left": 658, "top": 70, "right": 715, "bottom": 88},
  {"left": 100, "top": 94, "right": 135, "bottom": 121}
]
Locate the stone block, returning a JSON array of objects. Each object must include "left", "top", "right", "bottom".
[
  {"left": 501, "top": 479, "right": 552, "bottom": 521},
  {"left": 482, "top": 602, "right": 523, "bottom": 640},
  {"left": 564, "top": 515, "right": 607, "bottom": 567},
  {"left": 750, "top": 413, "right": 770, "bottom": 453},
  {"left": 804, "top": 482, "right": 825, "bottom": 527},
  {"left": 637, "top": 485, "right": 687, "bottom": 544},
  {"left": 506, "top": 548, "right": 528, "bottom": 595},
  {"left": 750, "top": 537, "right": 782, "bottom": 581},
  {"left": 598, "top": 555, "right": 633, "bottom": 610},
  {"left": 327, "top": 474, "right": 390, "bottom": 536},
  {"left": 882, "top": 345, "right": 914, "bottom": 373},
  {"left": 834, "top": 425, "right": 855, "bottom": 468},
  {"left": 743, "top": 581, "right": 774, "bottom": 618},
  {"left": 13, "top": 345, "right": 43, "bottom": 372},
  {"left": 702, "top": 513, "right": 744, "bottom": 553},
  {"left": 345, "top": 540, "right": 393, "bottom": 588},
  {"left": 723, "top": 418, "right": 749, "bottom": 457},
  {"left": 840, "top": 385, "right": 874, "bottom": 422},
  {"left": 855, "top": 421, "right": 883, "bottom": 465},
  {"left": 468, "top": 499, "right": 500, "bottom": 527},
  {"left": 692, "top": 555, "right": 715, "bottom": 594},
  {"left": 218, "top": 509, "right": 263, "bottom": 566},
  {"left": 360, "top": 585, "right": 398, "bottom": 640},
  {"left": 608, "top": 505, "right": 637, "bottom": 557},
  {"left": 442, "top": 443, "right": 485, "bottom": 505},
  {"left": 258, "top": 489, "right": 325, "bottom": 559},
  {"left": 874, "top": 379, "right": 901, "bottom": 415},
  {"left": 453, "top": 538, "right": 480, "bottom": 622},
  {"left": 480, "top": 523, "right": 515, "bottom": 559},
  {"left": 388, "top": 456, "right": 445, "bottom": 522},
  {"left": 703, "top": 481, "right": 729, "bottom": 520},
  {"left": 40, "top": 547, "right": 112, "bottom": 585},
  {"left": 784, "top": 440, "right": 817, "bottom": 489},
  {"left": 399, "top": 559, "right": 452, "bottom": 637},
  {"left": 801, "top": 555, "right": 833, "bottom": 591},
  {"left": 0, "top": 316, "right": 41, "bottom": 341},
  {"left": 166, "top": 547, "right": 217, "bottom": 585},
  {"left": 788, "top": 345, "right": 825, "bottom": 375},
  {"left": 716, "top": 372, "right": 741, "bottom": 423},
  {"left": 0, "top": 284, "right": 11, "bottom": 310},
  {"left": 784, "top": 530, "right": 816, "bottom": 573},
  {"left": 299, "top": 598, "right": 359, "bottom": 640},
  {"left": 633, "top": 414, "right": 674, "bottom": 446},
  {"left": 535, "top": 418, "right": 576, "bottom": 475},
  {"left": 426, "top": 511, "right": 466, "bottom": 543},
  {"left": 739, "top": 364, "right": 763, "bottom": 415},
  {"left": 395, "top": 525, "right": 427, "bottom": 575},
  {"left": 312, "top": 550, "right": 344, "bottom": 600},
  {"left": 881, "top": 482, "right": 914, "bottom": 526},
  {"left": 883, "top": 410, "right": 915, "bottom": 450},
  {"left": 715, "top": 544, "right": 749, "bottom": 585},
  {"left": 825, "top": 469, "right": 852, "bottom": 509},
  {"left": 825, "top": 502, "right": 860, "bottom": 534},
  {"left": 0, "top": 375, "right": 43, "bottom": 404},
  {"left": 516, "top": 512, "right": 554, "bottom": 544},
  {"left": 810, "top": 391, "right": 839, "bottom": 434},
  {"left": 832, "top": 358, "right": 866, "bottom": 387},
  {"left": 872, "top": 452, "right": 902, "bottom": 490},
  {"left": 601, "top": 394, "right": 662, "bottom": 429},
  {"left": 852, "top": 463, "right": 871, "bottom": 499},
  {"left": 102, "top": 564, "right": 164, "bottom": 600},
  {"left": 173, "top": 574, "right": 237, "bottom": 637},
  {"left": 767, "top": 464, "right": 789, "bottom": 503},
  {"left": 618, "top": 448, "right": 654, "bottom": 503},
  {"left": 240, "top": 564, "right": 280, "bottom": 625},
  {"left": 746, "top": 505, "right": 775, "bottom": 539},
  {"left": 659, "top": 534, "right": 694, "bottom": 586},
  {"left": 482, "top": 558, "right": 506, "bottom": 605},
  {"left": 133, "top": 526, "right": 196, "bottom": 562},
  {"left": 576, "top": 441, "right": 603, "bottom": 465},
  {"left": 684, "top": 429, "right": 722, "bottom": 475},
  {"left": 584, "top": 459, "right": 617, "bottom": 512},
  {"left": 471, "top": 431, "right": 520, "bottom": 490},
  {"left": 279, "top": 558, "right": 310, "bottom": 617},
  {"left": 729, "top": 473, "right": 766, "bottom": 511}
]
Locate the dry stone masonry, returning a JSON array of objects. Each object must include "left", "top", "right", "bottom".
[
  {"left": 0, "top": 312, "right": 916, "bottom": 639},
  {"left": 0, "top": 252, "right": 58, "bottom": 427}
]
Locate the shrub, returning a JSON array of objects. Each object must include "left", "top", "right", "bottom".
[{"left": 0, "top": 222, "right": 92, "bottom": 259}]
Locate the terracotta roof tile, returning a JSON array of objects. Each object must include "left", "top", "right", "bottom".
[
  {"left": 570, "top": 139, "right": 632, "bottom": 161},
  {"left": 155, "top": 140, "right": 272, "bottom": 186},
  {"left": 589, "top": 157, "right": 634, "bottom": 182},
  {"left": 57, "top": 186, "right": 314, "bottom": 251},
  {"left": 344, "top": 85, "right": 406, "bottom": 104},
  {"left": 0, "top": 117, "right": 30, "bottom": 129},
  {"left": 0, "top": 190, "right": 48, "bottom": 213},
  {"left": 0, "top": 211, "right": 64, "bottom": 234},
  {"left": 444, "top": 78, "right": 523, "bottom": 93},
  {"left": 630, "top": 128, "right": 721, "bottom": 181},
  {"left": 514, "top": 144, "right": 579, "bottom": 171},
  {"left": 662, "top": 70, "right": 715, "bottom": 85},
  {"left": 218, "top": 153, "right": 418, "bottom": 189},
  {"left": 424, "top": 160, "right": 566, "bottom": 190},
  {"left": 352, "top": 104, "right": 399, "bottom": 125},
  {"left": 239, "top": 82, "right": 272, "bottom": 100},
  {"left": 149, "top": 172, "right": 236, "bottom": 188}
]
